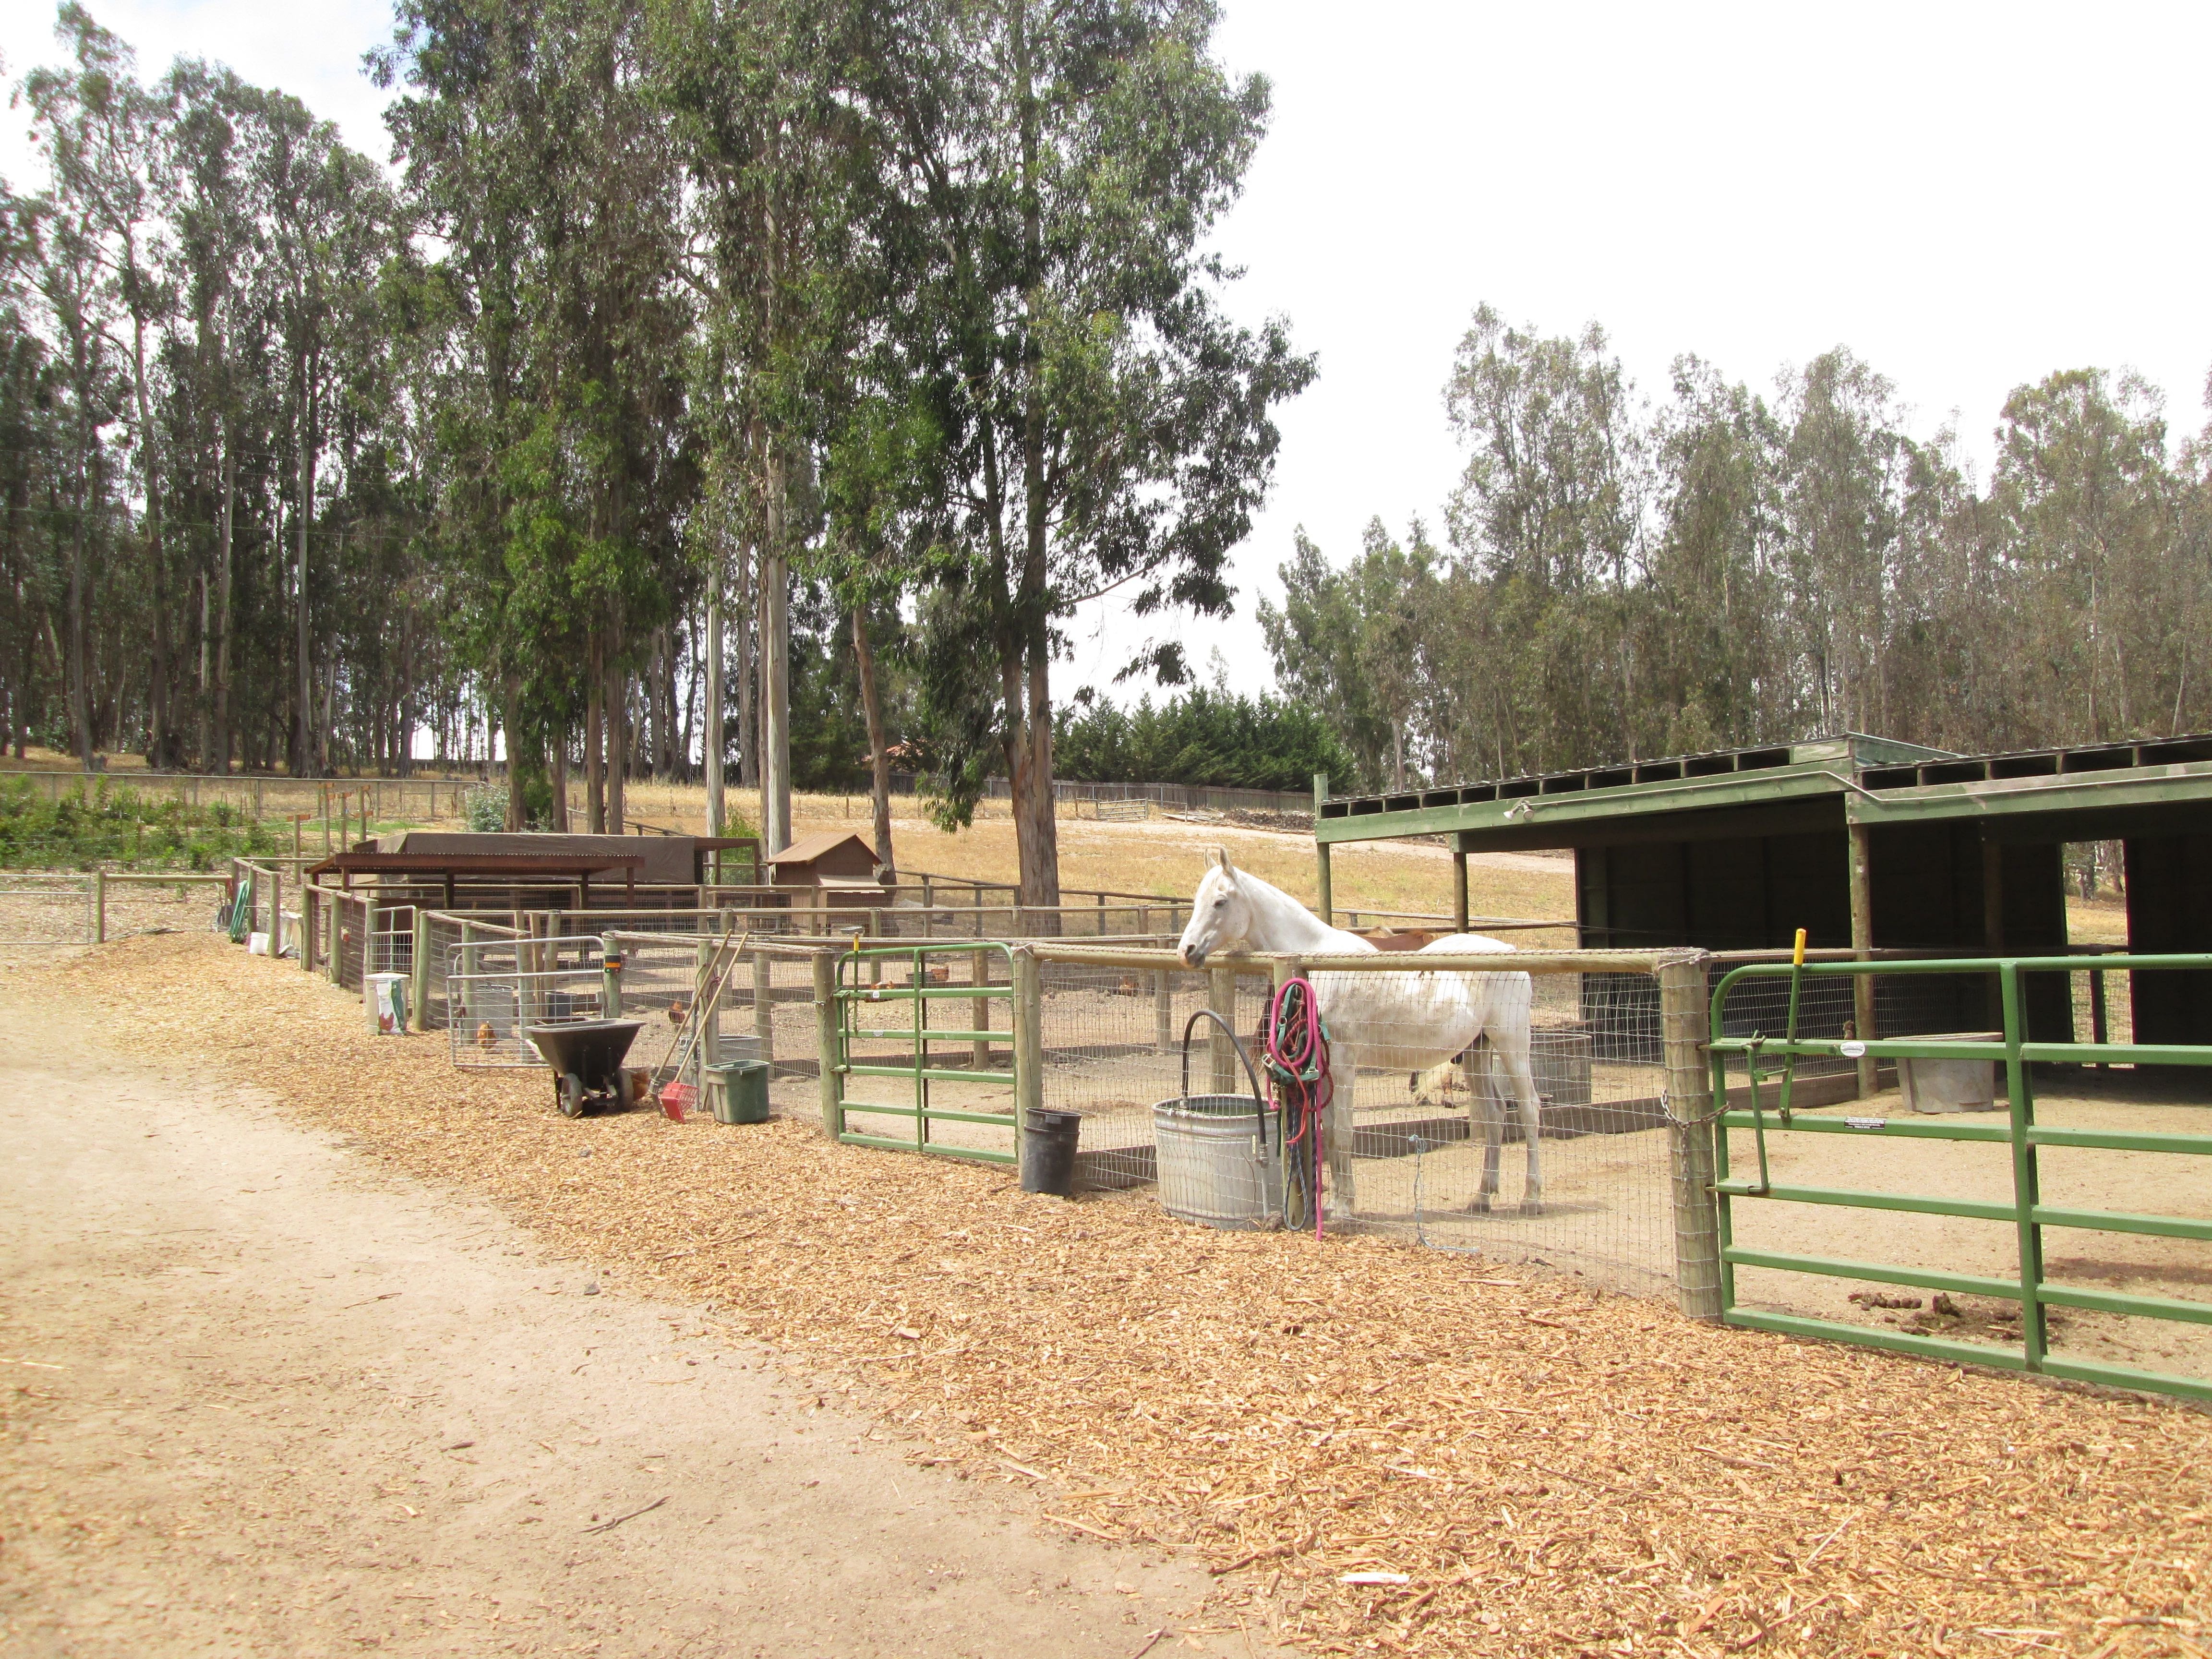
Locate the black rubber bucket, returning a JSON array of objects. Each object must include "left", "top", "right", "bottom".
[{"left": 1020, "top": 1107, "right": 1082, "bottom": 1196}]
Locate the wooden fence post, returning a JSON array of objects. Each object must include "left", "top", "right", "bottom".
[
  {"left": 411, "top": 907, "right": 431, "bottom": 1029},
  {"left": 1207, "top": 965, "right": 1237, "bottom": 1094},
  {"left": 94, "top": 869, "right": 106, "bottom": 943},
  {"left": 752, "top": 940, "right": 774, "bottom": 1065},
  {"left": 971, "top": 946, "right": 992, "bottom": 1071},
  {"left": 1659, "top": 954, "right": 1723, "bottom": 1322},
  {"left": 813, "top": 951, "right": 842, "bottom": 1138},
  {"left": 1012, "top": 947, "right": 1043, "bottom": 1159}
]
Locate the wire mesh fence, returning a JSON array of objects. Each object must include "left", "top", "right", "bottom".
[
  {"left": 444, "top": 933, "right": 608, "bottom": 1068},
  {"left": 0, "top": 875, "right": 94, "bottom": 945},
  {"left": 0, "top": 871, "right": 238, "bottom": 949},
  {"left": 1010, "top": 947, "right": 1700, "bottom": 1296}
]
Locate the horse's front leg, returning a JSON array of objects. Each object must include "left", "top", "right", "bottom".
[
  {"left": 1498, "top": 1038, "right": 1545, "bottom": 1216},
  {"left": 1324, "top": 1043, "right": 1357, "bottom": 1222},
  {"left": 1463, "top": 1040, "right": 1502, "bottom": 1213}
]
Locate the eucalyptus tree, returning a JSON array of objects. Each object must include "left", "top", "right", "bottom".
[
  {"left": 1443, "top": 305, "right": 1646, "bottom": 771},
  {"left": 655, "top": 0, "right": 871, "bottom": 854},
  {"left": 160, "top": 59, "right": 267, "bottom": 771},
  {"left": 1260, "top": 521, "right": 1438, "bottom": 791},
  {"left": 846, "top": 0, "right": 1311, "bottom": 907},
  {"left": 1986, "top": 369, "right": 2188, "bottom": 744},
  {"left": 380, "top": 0, "right": 695, "bottom": 829},
  {"left": 18, "top": 16, "right": 131, "bottom": 767}
]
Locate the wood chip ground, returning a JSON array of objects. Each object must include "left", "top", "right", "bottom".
[{"left": 25, "top": 933, "right": 2211, "bottom": 1658}]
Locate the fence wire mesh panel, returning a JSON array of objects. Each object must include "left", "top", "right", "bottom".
[
  {"left": 445, "top": 934, "right": 606, "bottom": 1069},
  {"left": 1030, "top": 956, "right": 1266, "bottom": 1190},
  {"left": 100, "top": 875, "right": 234, "bottom": 944},
  {"left": 1011, "top": 947, "right": 1695, "bottom": 1298},
  {"left": 0, "top": 875, "right": 92, "bottom": 945},
  {"left": 1327, "top": 962, "right": 1677, "bottom": 1296},
  {"left": 369, "top": 905, "right": 415, "bottom": 977},
  {"left": 331, "top": 894, "right": 367, "bottom": 991},
  {"left": 413, "top": 913, "right": 521, "bottom": 1030}
]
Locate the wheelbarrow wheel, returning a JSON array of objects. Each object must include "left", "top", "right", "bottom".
[{"left": 557, "top": 1071, "right": 587, "bottom": 1118}]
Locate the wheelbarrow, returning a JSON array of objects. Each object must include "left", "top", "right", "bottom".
[{"left": 524, "top": 1019, "right": 645, "bottom": 1118}]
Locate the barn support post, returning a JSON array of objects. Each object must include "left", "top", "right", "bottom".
[
  {"left": 1452, "top": 836, "right": 1470, "bottom": 933},
  {"left": 1207, "top": 965, "right": 1238, "bottom": 1094},
  {"left": 1312, "top": 773, "right": 1333, "bottom": 924},
  {"left": 813, "top": 951, "right": 842, "bottom": 1138},
  {"left": 1012, "top": 948, "right": 1043, "bottom": 1159},
  {"left": 1658, "top": 953, "right": 1722, "bottom": 1322},
  {"left": 327, "top": 892, "right": 344, "bottom": 986},
  {"left": 1846, "top": 821, "right": 1877, "bottom": 1098}
]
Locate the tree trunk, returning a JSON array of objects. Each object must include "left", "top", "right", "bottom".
[
  {"left": 585, "top": 630, "right": 606, "bottom": 832},
  {"left": 293, "top": 364, "right": 315, "bottom": 777},
  {"left": 1010, "top": 0, "right": 1061, "bottom": 914},
  {"left": 503, "top": 687, "right": 528, "bottom": 830},
  {"left": 68, "top": 443, "right": 91, "bottom": 769},
  {"left": 132, "top": 312, "right": 171, "bottom": 770},
  {"left": 705, "top": 543, "right": 726, "bottom": 836},
  {"left": 735, "top": 522, "right": 757, "bottom": 790},
  {"left": 852, "top": 606, "right": 894, "bottom": 881},
  {"left": 212, "top": 429, "right": 234, "bottom": 774},
  {"left": 550, "top": 733, "right": 570, "bottom": 830},
  {"left": 607, "top": 654, "right": 627, "bottom": 834}
]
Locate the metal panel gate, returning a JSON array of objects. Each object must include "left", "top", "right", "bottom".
[
  {"left": 1707, "top": 953, "right": 2212, "bottom": 1403},
  {"left": 827, "top": 940, "right": 1028, "bottom": 1166}
]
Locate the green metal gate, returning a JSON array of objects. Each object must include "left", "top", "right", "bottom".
[
  {"left": 826, "top": 939, "right": 1030, "bottom": 1166},
  {"left": 1707, "top": 954, "right": 2212, "bottom": 1403}
]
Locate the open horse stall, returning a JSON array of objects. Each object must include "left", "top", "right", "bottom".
[{"left": 1308, "top": 732, "right": 2212, "bottom": 1400}]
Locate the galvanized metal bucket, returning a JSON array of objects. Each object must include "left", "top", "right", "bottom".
[{"left": 1153, "top": 1010, "right": 1282, "bottom": 1231}]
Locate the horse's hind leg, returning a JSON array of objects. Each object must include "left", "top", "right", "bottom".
[
  {"left": 1464, "top": 1039, "right": 1502, "bottom": 1214},
  {"left": 1324, "top": 1045, "right": 1357, "bottom": 1222},
  {"left": 1497, "top": 1035, "right": 1545, "bottom": 1216}
]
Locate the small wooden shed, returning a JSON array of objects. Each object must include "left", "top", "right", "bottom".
[{"left": 766, "top": 830, "right": 891, "bottom": 906}]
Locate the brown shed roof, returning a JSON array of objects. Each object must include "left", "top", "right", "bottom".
[{"left": 765, "top": 829, "right": 878, "bottom": 867}]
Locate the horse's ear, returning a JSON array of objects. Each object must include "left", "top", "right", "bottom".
[{"left": 1214, "top": 846, "right": 1232, "bottom": 873}]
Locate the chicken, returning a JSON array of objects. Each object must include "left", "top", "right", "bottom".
[
  {"left": 475, "top": 1021, "right": 497, "bottom": 1050},
  {"left": 667, "top": 999, "right": 689, "bottom": 1027}
]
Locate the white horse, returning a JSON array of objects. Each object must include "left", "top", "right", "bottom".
[{"left": 1175, "top": 850, "right": 1544, "bottom": 1218}]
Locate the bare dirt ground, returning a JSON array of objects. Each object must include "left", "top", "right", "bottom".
[{"left": 0, "top": 995, "right": 1279, "bottom": 1659}]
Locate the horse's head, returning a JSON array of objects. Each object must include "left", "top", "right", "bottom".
[{"left": 1177, "top": 848, "right": 1252, "bottom": 967}]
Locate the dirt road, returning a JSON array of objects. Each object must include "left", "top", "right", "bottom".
[{"left": 0, "top": 999, "right": 1270, "bottom": 1658}]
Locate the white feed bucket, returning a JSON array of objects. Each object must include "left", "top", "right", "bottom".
[{"left": 365, "top": 971, "right": 409, "bottom": 1036}]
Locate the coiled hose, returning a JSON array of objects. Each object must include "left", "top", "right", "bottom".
[{"left": 1263, "top": 976, "right": 1333, "bottom": 1239}]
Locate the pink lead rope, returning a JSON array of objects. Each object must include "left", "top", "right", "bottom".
[{"left": 1263, "top": 976, "right": 1333, "bottom": 1240}]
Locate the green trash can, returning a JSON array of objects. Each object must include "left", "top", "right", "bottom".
[{"left": 707, "top": 1059, "right": 771, "bottom": 1124}]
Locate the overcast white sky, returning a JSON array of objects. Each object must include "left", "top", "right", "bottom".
[{"left": 8, "top": 0, "right": 2210, "bottom": 708}]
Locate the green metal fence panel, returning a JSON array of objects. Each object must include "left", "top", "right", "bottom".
[
  {"left": 1707, "top": 953, "right": 2212, "bottom": 1405},
  {"left": 830, "top": 940, "right": 1022, "bottom": 1166}
]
